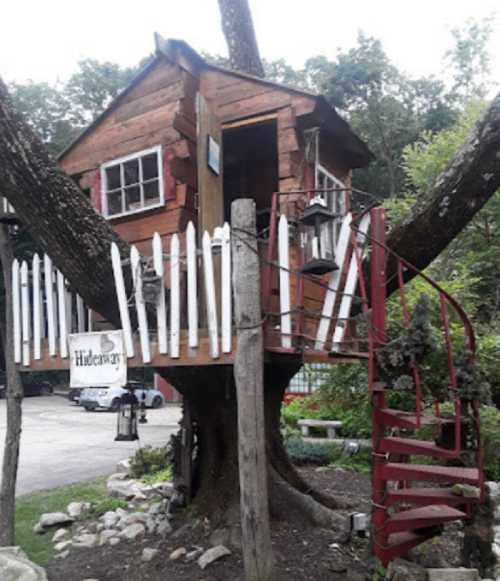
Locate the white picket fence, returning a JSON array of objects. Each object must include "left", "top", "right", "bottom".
[
  {"left": 11, "top": 254, "right": 89, "bottom": 366},
  {"left": 12, "top": 213, "right": 371, "bottom": 368},
  {"left": 111, "top": 221, "right": 232, "bottom": 363},
  {"left": 277, "top": 211, "right": 371, "bottom": 353}
]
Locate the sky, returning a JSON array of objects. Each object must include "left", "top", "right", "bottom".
[{"left": 1, "top": 0, "right": 499, "bottom": 87}]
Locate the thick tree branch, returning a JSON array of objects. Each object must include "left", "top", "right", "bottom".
[
  {"left": 385, "top": 93, "right": 500, "bottom": 292},
  {"left": 0, "top": 78, "right": 131, "bottom": 327},
  {"left": 217, "top": 0, "right": 265, "bottom": 78}
]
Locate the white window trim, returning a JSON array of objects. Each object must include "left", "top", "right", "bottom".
[{"left": 100, "top": 145, "right": 165, "bottom": 219}]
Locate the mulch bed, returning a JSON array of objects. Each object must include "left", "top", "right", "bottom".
[{"left": 45, "top": 466, "right": 462, "bottom": 581}]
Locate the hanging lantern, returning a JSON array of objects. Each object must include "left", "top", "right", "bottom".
[
  {"left": 300, "top": 196, "right": 339, "bottom": 275},
  {"left": 142, "top": 264, "right": 162, "bottom": 305},
  {"left": 138, "top": 391, "right": 148, "bottom": 424},
  {"left": 115, "top": 388, "right": 139, "bottom": 441}
]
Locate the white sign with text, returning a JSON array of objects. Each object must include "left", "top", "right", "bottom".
[{"left": 69, "top": 331, "right": 127, "bottom": 388}]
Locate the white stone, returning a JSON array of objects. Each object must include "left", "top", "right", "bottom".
[
  {"left": 99, "top": 530, "right": 118, "bottom": 546},
  {"left": 152, "top": 482, "right": 174, "bottom": 497},
  {"left": 156, "top": 519, "right": 172, "bottom": 537},
  {"left": 487, "top": 482, "right": 500, "bottom": 499},
  {"left": 67, "top": 502, "right": 90, "bottom": 519},
  {"left": 54, "top": 550, "right": 69, "bottom": 561},
  {"left": 38, "top": 512, "right": 74, "bottom": 529},
  {"left": 198, "top": 545, "right": 231, "bottom": 570},
  {"left": 33, "top": 523, "right": 45, "bottom": 535},
  {"left": 107, "top": 476, "right": 154, "bottom": 500},
  {"left": 186, "top": 547, "right": 203, "bottom": 562},
  {"left": 0, "top": 546, "right": 48, "bottom": 581},
  {"left": 102, "top": 511, "right": 119, "bottom": 529},
  {"left": 427, "top": 569, "right": 480, "bottom": 581},
  {"left": 52, "top": 529, "right": 68, "bottom": 543},
  {"left": 119, "top": 523, "right": 145, "bottom": 541},
  {"left": 109, "top": 537, "right": 120, "bottom": 546},
  {"left": 115, "top": 458, "right": 131, "bottom": 474},
  {"left": 54, "top": 541, "right": 72, "bottom": 552},
  {"left": 141, "top": 548, "right": 159, "bottom": 562},
  {"left": 118, "top": 512, "right": 148, "bottom": 529},
  {"left": 169, "top": 547, "right": 187, "bottom": 560},
  {"left": 72, "top": 534, "right": 98, "bottom": 548},
  {"left": 146, "top": 518, "right": 156, "bottom": 534},
  {"left": 149, "top": 502, "right": 162, "bottom": 516}
]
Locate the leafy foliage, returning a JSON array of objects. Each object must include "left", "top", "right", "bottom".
[
  {"left": 90, "top": 497, "right": 128, "bottom": 517},
  {"left": 129, "top": 445, "right": 170, "bottom": 479}
]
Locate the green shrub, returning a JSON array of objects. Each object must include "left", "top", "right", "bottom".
[
  {"left": 90, "top": 497, "right": 128, "bottom": 516},
  {"left": 480, "top": 405, "right": 500, "bottom": 480},
  {"left": 129, "top": 445, "right": 170, "bottom": 478},
  {"left": 142, "top": 466, "right": 173, "bottom": 485},
  {"left": 285, "top": 437, "right": 335, "bottom": 465}
]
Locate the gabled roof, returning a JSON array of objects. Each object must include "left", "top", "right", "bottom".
[{"left": 59, "top": 35, "right": 373, "bottom": 168}]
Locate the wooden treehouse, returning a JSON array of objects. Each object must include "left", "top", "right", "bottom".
[{"left": 11, "top": 36, "right": 485, "bottom": 565}]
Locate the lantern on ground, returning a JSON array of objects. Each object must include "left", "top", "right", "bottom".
[
  {"left": 300, "top": 196, "right": 339, "bottom": 275},
  {"left": 115, "top": 387, "right": 139, "bottom": 441},
  {"left": 142, "top": 264, "right": 162, "bottom": 305}
]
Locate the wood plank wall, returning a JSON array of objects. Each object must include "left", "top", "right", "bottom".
[{"left": 59, "top": 58, "right": 199, "bottom": 256}]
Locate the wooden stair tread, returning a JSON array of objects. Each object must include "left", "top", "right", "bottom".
[
  {"left": 385, "top": 504, "right": 466, "bottom": 534},
  {"left": 386, "top": 487, "right": 479, "bottom": 507},
  {"left": 379, "top": 437, "right": 458, "bottom": 459},
  {"left": 376, "top": 408, "right": 456, "bottom": 429},
  {"left": 376, "top": 530, "right": 438, "bottom": 562},
  {"left": 381, "top": 463, "right": 480, "bottom": 485}
]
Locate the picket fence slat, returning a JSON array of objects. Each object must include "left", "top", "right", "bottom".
[
  {"left": 21, "top": 261, "right": 31, "bottom": 366},
  {"left": 32, "top": 254, "right": 42, "bottom": 360},
  {"left": 43, "top": 255, "right": 57, "bottom": 357},
  {"left": 76, "top": 295, "right": 85, "bottom": 333},
  {"left": 111, "top": 243, "right": 134, "bottom": 358},
  {"left": 203, "top": 231, "right": 219, "bottom": 359},
  {"left": 57, "top": 270, "right": 68, "bottom": 358},
  {"left": 221, "top": 222, "right": 232, "bottom": 354},
  {"left": 153, "top": 233, "right": 168, "bottom": 355},
  {"left": 278, "top": 215, "right": 292, "bottom": 349},
  {"left": 131, "top": 245, "right": 151, "bottom": 363},
  {"left": 186, "top": 221, "right": 198, "bottom": 349},
  {"left": 12, "top": 260, "right": 21, "bottom": 364},
  {"left": 314, "top": 213, "right": 353, "bottom": 351},
  {"left": 170, "top": 234, "right": 180, "bottom": 358},
  {"left": 331, "top": 213, "right": 371, "bottom": 351}
]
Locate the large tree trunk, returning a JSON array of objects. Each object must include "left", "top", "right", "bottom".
[
  {"left": 160, "top": 364, "right": 345, "bottom": 527},
  {"left": 0, "top": 225, "right": 24, "bottom": 546},
  {"left": 0, "top": 79, "right": 130, "bottom": 328},
  {"left": 385, "top": 94, "right": 500, "bottom": 292},
  {"left": 217, "top": 0, "right": 265, "bottom": 78}
]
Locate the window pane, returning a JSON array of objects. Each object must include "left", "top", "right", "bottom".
[
  {"left": 143, "top": 180, "right": 160, "bottom": 206},
  {"left": 106, "top": 165, "right": 121, "bottom": 191},
  {"left": 107, "top": 191, "right": 122, "bottom": 216},
  {"left": 123, "top": 159, "right": 139, "bottom": 186},
  {"left": 125, "top": 185, "right": 141, "bottom": 212},
  {"left": 142, "top": 153, "right": 159, "bottom": 181}
]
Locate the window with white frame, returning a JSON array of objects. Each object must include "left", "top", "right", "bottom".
[
  {"left": 315, "top": 163, "right": 347, "bottom": 250},
  {"left": 101, "top": 146, "right": 164, "bottom": 218}
]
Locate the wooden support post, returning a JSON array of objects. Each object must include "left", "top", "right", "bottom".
[{"left": 231, "top": 199, "right": 273, "bottom": 581}]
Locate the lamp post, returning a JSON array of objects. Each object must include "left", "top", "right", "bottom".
[{"left": 300, "top": 196, "right": 339, "bottom": 275}]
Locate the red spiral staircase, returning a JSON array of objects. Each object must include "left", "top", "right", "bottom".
[
  {"left": 368, "top": 207, "right": 484, "bottom": 565},
  {"left": 264, "top": 195, "right": 485, "bottom": 566}
]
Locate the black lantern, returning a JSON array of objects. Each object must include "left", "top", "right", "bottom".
[
  {"left": 115, "top": 388, "right": 139, "bottom": 441},
  {"left": 138, "top": 391, "right": 148, "bottom": 424},
  {"left": 142, "top": 266, "right": 162, "bottom": 304},
  {"left": 300, "top": 196, "right": 339, "bottom": 275}
]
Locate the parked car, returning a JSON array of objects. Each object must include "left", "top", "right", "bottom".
[
  {"left": 0, "top": 378, "right": 52, "bottom": 398},
  {"left": 68, "top": 387, "right": 83, "bottom": 405},
  {"left": 79, "top": 381, "right": 165, "bottom": 411}
]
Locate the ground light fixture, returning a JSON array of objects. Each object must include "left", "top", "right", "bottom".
[
  {"left": 115, "top": 386, "right": 139, "bottom": 441},
  {"left": 139, "top": 391, "right": 148, "bottom": 424},
  {"left": 300, "top": 195, "right": 339, "bottom": 275}
]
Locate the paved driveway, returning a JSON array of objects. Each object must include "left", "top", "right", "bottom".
[{"left": 0, "top": 395, "right": 182, "bottom": 496}]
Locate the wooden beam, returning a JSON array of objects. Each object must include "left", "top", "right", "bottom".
[{"left": 231, "top": 199, "right": 274, "bottom": 581}]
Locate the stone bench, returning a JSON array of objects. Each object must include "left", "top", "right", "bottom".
[{"left": 297, "top": 419, "right": 343, "bottom": 439}]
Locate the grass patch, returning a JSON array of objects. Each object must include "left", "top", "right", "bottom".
[
  {"left": 15, "top": 477, "right": 108, "bottom": 566},
  {"left": 89, "top": 497, "right": 128, "bottom": 517},
  {"left": 141, "top": 466, "right": 173, "bottom": 486}
]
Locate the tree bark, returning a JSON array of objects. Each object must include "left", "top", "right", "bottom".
[
  {"left": 0, "top": 78, "right": 131, "bottom": 328},
  {"left": 0, "top": 225, "right": 24, "bottom": 546},
  {"left": 385, "top": 93, "right": 500, "bottom": 293},
  {"left": 217, "top": 0, "right": 265, "bottom": 78}
]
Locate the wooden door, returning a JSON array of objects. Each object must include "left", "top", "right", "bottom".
[{"left": 196, "top": 93, "right": 223, "bottom": 236}]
